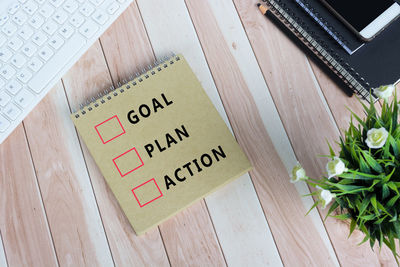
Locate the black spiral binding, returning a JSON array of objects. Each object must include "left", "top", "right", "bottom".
[
  {"left": 261, "top": 0, "right": 375, "bottom": 101},
  {"left": 73, "top": 54, "right": 181, "bottom": 118}
]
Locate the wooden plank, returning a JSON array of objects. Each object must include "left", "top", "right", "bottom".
[
  {"left": 99, "top": 2, "right": 227, "bottom": 265},
  {"left": 63, "top": 39, "right": 170, "bottom": 266},
  {"left": 234, "top": 0, "right": 396, "bottom": 265},
  {"left": 0, "top": 232, "right": 6, "bottom": 267},
  {"left": 182, "top": 0, "right": 338, "bottom": 265},
  {"left": 199, "top": 0, "right": 338, "bottom": 264},
  {"left": 22, "top": 82, "right": 114, "bottom": 266},
  {"left": 0, "top": 125, "right": 58, "bottom": 266}
]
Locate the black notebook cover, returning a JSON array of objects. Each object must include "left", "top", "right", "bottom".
[{"left": 262, "top": 0, "right": 400, "bottom": 98}]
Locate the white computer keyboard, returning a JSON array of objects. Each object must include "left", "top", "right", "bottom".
[{"left": 0, "top": 0, "right": 133, "bottom": 144}]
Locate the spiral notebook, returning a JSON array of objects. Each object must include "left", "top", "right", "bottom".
[
  {"left": 71, "top": 55, "right": 252, "bottom": 235},
  {"left": 294, "top": 0, "right": 364, "bottom": 55},
  {"left": 261, "top": 0, "right": 400, "bottom": 101}
]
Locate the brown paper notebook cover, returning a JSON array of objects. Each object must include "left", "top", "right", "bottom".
[{"left": 71, "top": 55, "right": 252, "bottom": 235}]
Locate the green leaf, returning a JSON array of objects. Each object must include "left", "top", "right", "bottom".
[
  {"left": 359, "top": 194, "right": 372, "bottom": 217},
  {"left": 382, "top": 184, "right": 390, "bottom": 200},
  {"left": 361, "top": 150, "right": 383, "bottom": 173},
  {"left": 358, "top": 235, "right": 370, "bottom": 246},
  {"left": 359, "top": 155, "right": 371, "bottom": 174},
  {"left": 332, "top": 213, "right": 351, "bottom": 220},
  {"left": 389, "top": 135, "right": 399, "bottom": 157},
  {"left": 371, "top": 195, "right": 380, "bottom": 215},
  {"left": 388, "top": 181, "right": 400, "bottom": 195},
  {"left": 306, "top": 201, "right": 318, "bottom": 216},
  {"left": 338, "top": 172, "right": 376, "bottom": 180},
  {"left": 324, "top": 201, "right": 339, "bottom": 221},
  {"left": 327, "top": 182, "right": 366, "bottom": 192},
  {"left": 359, "top": 214, "right": 376, "bottom": 221},
  {"left": 387, "top": 195, "right": 400, "bottom": 208},
  {"left": 326, "top": 139, "right": 335, "bottom": 158},
  {"left": 349, "top": 219, "right": 357, "bottom": 238}
]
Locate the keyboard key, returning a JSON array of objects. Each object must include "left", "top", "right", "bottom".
[
  {"left": 0, "top": 115, "right": 10, "bottom": 132},
  {"left": 15, "top": 89, "right": 34, "bottom": 108},
  {"left": 0, "top": 78, "right": 5, "bottom": 88},
  {"left": 0, "top": 15, "right": 9, "bottom": 26},
  {"left": 22, "top": 43, "right": 37, "bottom": 57},
  {"left": 10, "top": 54, "right": 27, "bottom": 68},
  {"left": 69, "top": 13, "right": 85, "bottom": 27},
  {"left": 7, "top": 36, "right": 24, "bottom": 51},
  {"left": 53, "top": 9, "right": 68, "bottom": 24},
  {"left": 49, "top": 0, "right": 64, "bottom": 7},
  {"left": 38, "top": 46, "right": 54, "bottom": 61},
  {"left": 8, "top": 4, "right": 21, "bottom": 15},
  {"left": 16, "top": 69, "right": 32, "bottom": 83},
  {"left": 92, "top": 10, "right": 108, "bottom": 25},
  {"left": 79, "top": 20, "right": 98, "bottom": 38},
  {"left": 39, "top": 4, "right": 55, "bottom": 18},
  {"left": 29, "top": 34, "right": 86, "bottom": 93},
  {"left": 59, "top": 25, "right": 74, "bottom": 38},
  {"left": 0, "top": 91, "right": 11, "bottom": 107},
  {"left": 6, "top": 80, "right": 22, "bottom": 95},
  {"left": 29, "top": 14, "right": 45, "bottom": 29},
  {"left": 63, "top": 0, "right": 79, "bottom": 13},
  {"left": 32, "top": 31, "right": 47, "bottom": 46},
  {"left": 23, "top": 1, "right": 39, "bottom": 15},
  {"left": 90, "top": 0, "right": 104, "bottom": 6},
  {"left": 0, "top": 65, "right": 16, "bottom": 79},
  {"left": 3, "top": 103, "right": 21, "bottom": 120},
  {"left": 28, "top": 57, "right": 43, "bottom": 72},
  {"left": 107, "top": 2, "right": 119, "bottom": 14},
  {"left": 12, "top": 10, "right": 28, "bottom": 25},
  {"left": 0, "top": 34, "right": 6, "bottom": 46},
  {"left": 18, "top": 24, "right": 34, "bottom": 40},
  {"left": 79, "top": 3, "right": 95, "bottom": 16},
  {"left": 2, "top": 21, "right": 17, "bottom": 36},
  {"left": 43, "top": 20, "right": 58, "bottom": 35},
  {"left": 0, "top": 48, "right": 13, "bottom": 62},
  {"left": 48, "top": 35, "right": 64, "bottom": 49}
]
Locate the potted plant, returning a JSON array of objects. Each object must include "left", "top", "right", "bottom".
[{"left": 291, "top": 85, "right": 400, "bottom": 262}]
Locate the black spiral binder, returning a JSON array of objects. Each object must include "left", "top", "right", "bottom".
[
  {"left": 73, "top": 54, "right": 181, "bottom": 119},
  {"left": 261, "top": 0, "right": 375, "bottom": 102}
]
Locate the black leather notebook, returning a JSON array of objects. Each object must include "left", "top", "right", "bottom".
[{"left": 261, "top": 0, "right": 400, "bottom": 101}]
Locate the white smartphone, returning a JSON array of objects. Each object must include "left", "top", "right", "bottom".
[{"left": 320, "top": 0, "right": 400, "bottom": 41}]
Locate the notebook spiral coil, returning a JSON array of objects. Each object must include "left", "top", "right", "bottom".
[
  {"left": 73, "top": 54, "right": 181, "bottom": 118},
  {"left": 261, "top": 0, "right": 375, "bottom": 102},
  {"left": 296, "top": 0, "right": 349, "bottom": 47}
]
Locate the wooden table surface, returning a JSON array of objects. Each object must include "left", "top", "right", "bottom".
[{"left": 0, "top": 0, "right": 398, "bottom": 266}]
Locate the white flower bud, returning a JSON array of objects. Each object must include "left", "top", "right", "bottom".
[
  {"left": 319, "top": 189, "right": 335, "bottom": 209},
  {"left": 365, "top": 127, "right": 388, "bottom": 149},
  {"left": 373, "top": 84, "right": 395, "bottom": 100},
  {"left": 290, "top": 163, "right": 307, "bottom": 183},
  {"left": 326, "top": 157, "right": 347, "bottom": 179}
]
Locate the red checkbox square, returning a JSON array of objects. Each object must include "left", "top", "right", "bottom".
[
  {"left": 113, "top": 147, "right": 144, "bottom": 177},
  {"left": 132, "top": 178, "right": 163, "bottom": 207},
  {"left": 95, "top": 115, "right": 125, "bottom": 144}
]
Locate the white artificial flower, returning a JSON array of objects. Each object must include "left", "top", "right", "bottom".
[
  {"left": 373, "top": 84, "right": 395, "bottom": 100},
  {"left": 319, "top": 189, "right": 335, "bottom": 209},
  {"left": 290, "top": 163, "right": 307, "bottom": 183},
  {"left": 365, "top": 127, "right": 388, "bottom": 149},
  {"left": 326, "top": 157, "right": 347, "bottom": 179}
]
